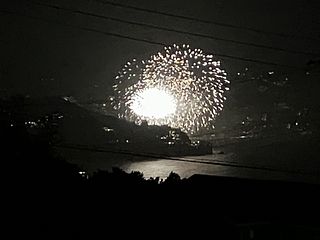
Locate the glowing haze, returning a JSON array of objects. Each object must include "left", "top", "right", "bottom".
[{"left": 111, "top": 44, "right": 229, "bottom": 134}]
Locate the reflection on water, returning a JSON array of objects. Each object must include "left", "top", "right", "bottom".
[
  {"left": 122, "top": 158, "right": 232, "bottom": 179},
  {"left": 122, "top": 154, "right": 319, "bottom": 184},
  {"left": 121, "top": 153, "right": 232, "bottom": 179},
  {"left": 59, "top": 145, "right": 320, "bottom": 184}
]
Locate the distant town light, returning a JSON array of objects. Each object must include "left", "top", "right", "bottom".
[{"left": 103, "top": 127, "right": 114, "bottom": 132}]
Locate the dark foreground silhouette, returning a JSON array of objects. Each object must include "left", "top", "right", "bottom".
[{"left": 3, "top": 110, "right": 320, "bottom": 239}]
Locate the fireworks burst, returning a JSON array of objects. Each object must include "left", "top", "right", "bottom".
[{"left": 111, "top": 44, "right": 229, "bottom": 134}]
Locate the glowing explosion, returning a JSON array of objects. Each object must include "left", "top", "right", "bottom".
[
  {"left": 130, "top": 88, "right": 177, "bottom": 119},
  {"left": 111, "top": 44, "right": 229, "bottom": 134}
]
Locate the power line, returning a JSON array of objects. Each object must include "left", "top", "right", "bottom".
[
  {"left": 0, "top": 9, "right": 306, "bottom": 70},
  {"left": 0, "top": 9, "right": 165, "bottom": 45},
  {"left": 54, "top": 143, "right": 316, "bottom": 177},
  {"left": 92, "top": 0, "right": 320, "bottom": 42},
  {"left": 28, "top": 1, "right": 319, "bottom": 57}
]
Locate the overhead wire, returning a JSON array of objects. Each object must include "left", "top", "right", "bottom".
[
  {"left": 27, "top": 0, "right": 319, "bottom": 57},
  {"left": 54, "top": 143, "right": 318, "bottom": 177},
  {"left": 92, "top": 0, "right": 320, "bottom": 42},
  {"left": 0, "top": 9, "right": 307, "bottom": 70}
]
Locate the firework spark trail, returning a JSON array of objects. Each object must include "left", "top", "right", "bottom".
[{"left": 112, "top": 44, "right": 229, "bottom": 134}]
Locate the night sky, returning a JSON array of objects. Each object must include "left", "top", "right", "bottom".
[
  {"left": 3, "top": 3, "right": 320, "bottom": 235},
  {"left": 1, "top": 0, "right": 319, "bottom": 101}
]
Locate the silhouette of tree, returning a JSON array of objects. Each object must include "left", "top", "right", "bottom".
[{"left": 164, "top": 171, "right": 181, "bottom": 184}]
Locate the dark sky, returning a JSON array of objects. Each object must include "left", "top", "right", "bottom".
[{"left": 1, "top": 0, "right": 320, "bottom": 102}]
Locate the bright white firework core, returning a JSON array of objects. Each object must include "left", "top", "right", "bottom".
[{"left": 130, "top": 88, "right": 176, "bottom": 119}]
